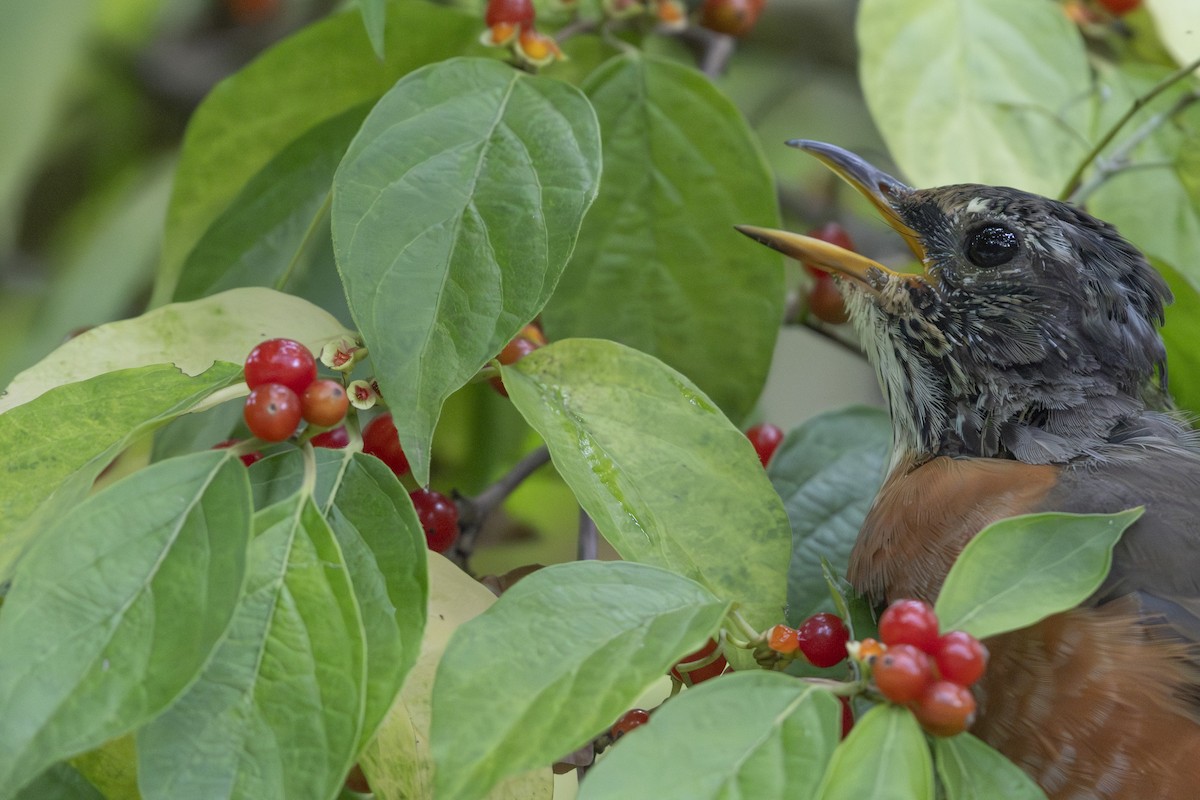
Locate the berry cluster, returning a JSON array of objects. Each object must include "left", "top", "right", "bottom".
[
  {"left": 767, "top": 612, "right": 850, "bottom": 668},
  {"left": 362, "top": 412, "right": 461, "bottom": 554},
  {"left": 491, "top": 322, "right": 547, "bottom": 397},
  {"left": 862, "top": 599, "right": 988, "bottom": 737},
  {"left": 745, "top": 422, "right": 784, "bottom": 466},
  {"left": 804, "top": 222, "right": 852, "bottom": 325},
  {"left": 670, "top": 638, "right": 729, "bottom": 686},
  {"left": 242, "top": 339, "right": 348, "bottom": 443},
  {"left": 479, "top": 0, "right": 564, "bottom": 68}
]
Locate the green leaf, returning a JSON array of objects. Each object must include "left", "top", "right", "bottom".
[
  {"left": 15, "top": 763, "right": 104, "bottom": 800},
  {"left": 360, "top": 553, "right": 554, "bottom": 800},
  {"left": 172, "top": 107, "right": 368, "bottom": 310},
  {"left": 0, "top": 451, "right": 252, "bottom": 795},
  {"left": 934, "top": 509, "right": 1143, "bottom": 639},
  {"left": 542, "top": 52, "right": 784, "bottom": 422},
  {"left": 0, "top": 362, "right": 243, "bottom": 577},
  {"left": 1, "top": 287, "right": 353, "bottom": 414},
  {"left": 430, "top": 561, "right": 729, "bottom": 800},
  {"left": 137, "top": 493, "right": 366, "bottom": 800},
  {"left": 332, "top": 57, "right": 602, "bottom": 484},
  {"left": 502, "top": 339, "right": 791, "bottom": 645},
  {"left": 815, "top": 704, "right": 934, "bottom": 800},
  {"left": 769, "top": 407, "right": 890, "bottom": 624},
  {"left": 1157, "top": 260, "right": 1200, "bottom": 417},
  {"left": 933, "top": 734, "right": 1047, "bottom": 800},
  {"left": 580, "top": 673, "right": 840, "bottom": 800},
  {"left": 359, "top": 0, "right": 388, "bottom": 59},
  {"left": 323, "top": 452, "right": 429, "bottom": 746},
  {"left": 155, "top": 0, "right": 483, "bottom": 303},
  {"left": 857, "top": 0, "right": 1090, "bottom": 194}
]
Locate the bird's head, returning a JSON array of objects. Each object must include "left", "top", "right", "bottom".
[{"left": 739, "top": 141, "right": 1172, "bottom": 465}]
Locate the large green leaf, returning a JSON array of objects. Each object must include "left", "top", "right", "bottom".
[
  {"left": 580, "top": 673, "right": 840, "bottom": 800},
  {"left": 172, "top": 107, "right": 369, "bottom": 311},
  {"left": 857, "top": 0, "right": 1091, "bottom": 193},
  {"left": 15, "top": 764, "right": 104, "bottom": 800},
  {"left": 934, "top": 734, "right": 1046, "bottom": 800},
  {"left": 137, "top": 494, "right": 366, "bottom": 800},
  {"left": 935, "top": 509, "right": 1142, "bottom": 639},
  {"left": 0, "top": 451, "right": 252, "bottom": 796},
  {"left": 0, "top": 362, "right": 243, "bottom": 576},
  {"left": 542, "top": 52, "right": 784, "bottom": 422},
  {"left": 502, "top": 339, "right": 791, "bottom": 643},
  {"left": 0, "top": 287, "right": 353, "bottom": 414},
  {"left": 322, "top": 452, "right": 429, "bottom": 746},
  {"left": 331, "top": 57, "right": 602, "bottom": 484},
  {"left": 155, "top": 0, "right": 483, "bottom": 303},
  {"left": 1158, "top": 260, "right": 1200, "bottom": 416},
  {"left": 430, "top": 561, "right": 729, "bottom": 800},
  {"left": 769, "top": 407, "right": 890, "bottom": 624},
  {"left": 814, "top": 704, "right": 933, "bottom": 800}
]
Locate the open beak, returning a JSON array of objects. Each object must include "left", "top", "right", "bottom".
[{"left": 736, "top": 141, "right": 926, "bottom": 291}]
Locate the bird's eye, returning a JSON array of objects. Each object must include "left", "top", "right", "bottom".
[{"left": 965, "top": 224, "right": 1018, "bottom": 268}]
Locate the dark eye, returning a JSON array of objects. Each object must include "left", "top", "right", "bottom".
[{"left": 965, "top": 224, "right": 1018, "bottom": 268}]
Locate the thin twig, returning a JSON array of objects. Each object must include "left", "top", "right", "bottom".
[
  {"left": 577, "top": 510, "right": 598, "bottom": 560},
  {"left": 1070, "top": 91, "right": 1200, "bottom": 205},
  {"left": 1058, "top": 54, "right": 1200, "bottom": 201},
  {"left": 451, "top": 446, "right": 552, "bottom": 569}
]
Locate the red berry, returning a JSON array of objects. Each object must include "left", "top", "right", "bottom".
[
  {"left": 671, "top": 638, "right": 728, "bottom": 685},
  {"left": 804, "top": 222, "right": 856, "bottom": 279},
  {"left": 485, "top": 0, "right": 534, "bottom": 27},
  {"left": 873, "top": 643, "right": 935, "bottom": 704},
  {"left": 808, "top": 277, "right": 849, "bottom": 324},
  {"left": 410, "top": 488, "right": 459, "bottom": 552},
  {"left": 497, "top": 335, "right": 539, "bottom": 366},
  {"left": 796, "top": 612, "right": 850, "bottom": 668},
  {"left": 1096, "top": 0, "right": 1140, "bottom": 15},
  {"left": 878, "top": 599, "right": 940, "bottom": 654},
  {"left": 311, "top": 426, "right": 349, "bottom": 449},
  {"left": 745, "top": 423, "right": 784, "bottom": 466},
  {"left": 244, "top": 384, "right": 302, "bottom": 442},
  {"left": 768, "top": 624, "right": 799, "bottom": 654},
  {"left": 362, "top": 413, "right": 410, "bottom": 477},
  {"left": 610, "top": 708, "right": 650, "bottom": 740},
  {"left": 213, "top": 438, "right": 263, "bottom": 467},
  {"left": 301, "top": 379, "right": 349, "bottom": 427},
  {"left": 698, "top": 0, "right": 765, "bottom": 37},
  {"left": 244, "top": 338, "right": 317, "bottom": 396},
  {"left": 839, "top": 697, "right": 854, "bottom": 739},
  {"left": 913, "top": 680, "right": 977, "bottom": 737},
  {"left": 934, "top": 631, "right": 989, "bottom": 687}
]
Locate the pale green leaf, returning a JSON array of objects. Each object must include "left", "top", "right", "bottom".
[
  {"left": 0, "top": 452, "right": 252, "bottom": 795},
  {"left": 137, "top": 494, "right": 366, "bottom": 800},
  {"left": 430, "top": 561, "right": 729, "bottom": 800},
  {"left": 934, "top": 734, "right": 1047, "bottom": 800},
  {"left": 502, "top": 339, "right": 791, "bottom": 646},
  {"left": 332, "top": 57, "right": 601, "bottom": 483},
  {"left": 815, "top": 704, "right": 933, "bottom": 800},
  {"left": 155, "top": 0, "right": 482, "bottom": 303},
  {"left": 1146, "top": 0, "right": 1200, "bottom": 69},
  {"left": 580, "top": 673, "right": 840, "bottom": 800},
  {"left": 769, "top": 407, "right": 890, "bottom": 623},
  {"left": 858, "top": 0, "right": 1091, "bottom": 193},
  {"left": 360, "top": 553, "right": 554, "bottom": 800},
  {"left": 1, "top": 287, "right": 353, "bottom": 414},
  {"left": 543, "top": 52, "right": 784, "bottom": 421},
  {"left": 359, "top": 0, "right": 387, "bottom": 59},
  {"left": 935, "top": 509, "right": 1142, "bottom": 639},
  {"left": 0, "top": 362, "right": 243, "bottom": 577}
]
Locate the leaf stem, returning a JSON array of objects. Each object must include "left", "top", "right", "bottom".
[
  {"left": 1058, "top": 55, "right": 1200, "bottom": 201},
  {"left": 449, "top": 445, "right": 553, "bottom": 570},
  {"left": 577, "top": 510, "right": 598, "bottom": 560}
]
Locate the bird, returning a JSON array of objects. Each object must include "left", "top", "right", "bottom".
[{"left": 738, "top": 141, "right": 1200, "bottom": 798}]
